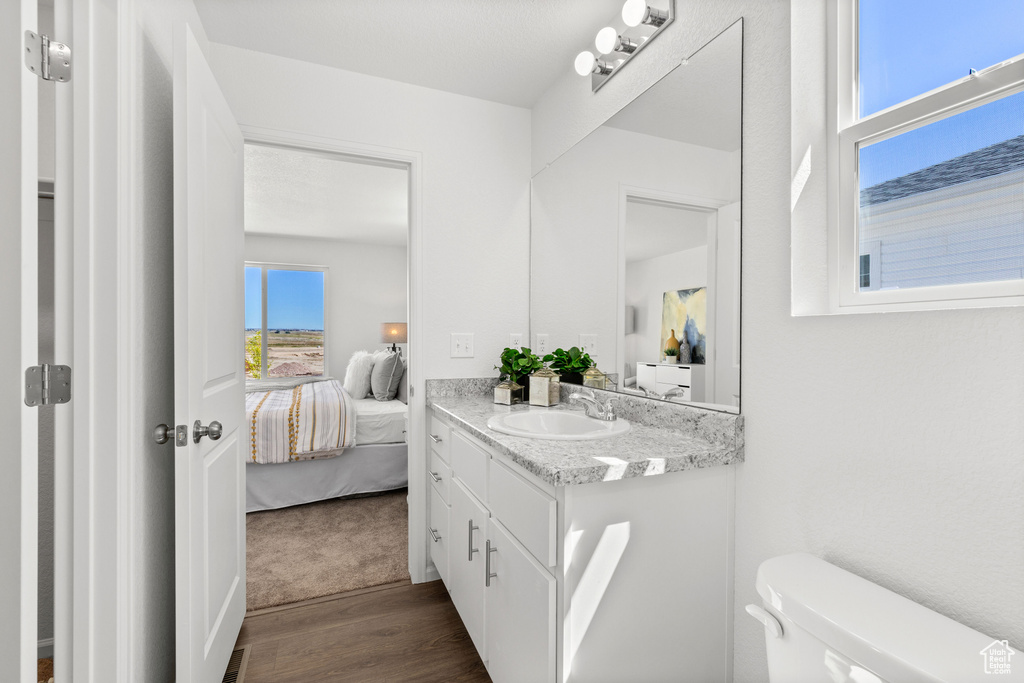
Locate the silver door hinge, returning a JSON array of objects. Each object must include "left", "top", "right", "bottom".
[
  {"left": 25, "top": 364, "right": 72, "bottom": 407},
  {"left": 25, "top": 31, "right": 72, "bottom": 82}
]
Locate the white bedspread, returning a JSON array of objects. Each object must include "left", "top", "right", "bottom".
[
  {"left": 245, "top": 380, "right": 356, "bottom": 464},
  {"left": 352, "top": 398, "right": 408, "bottom": 445}
]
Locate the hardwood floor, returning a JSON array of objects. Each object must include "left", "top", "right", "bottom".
[{"left": 234, "top": 579, "right": 491, "bottom": 682}]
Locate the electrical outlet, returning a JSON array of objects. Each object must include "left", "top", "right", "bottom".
[
  {"left": 579, "top": 334, "right": 598, "bottom": 356},
  {"left": 536, "top": 334, "right": 549, "bottom": 355},
  {"left": 450, "top": 333, "right": 474, "bottom": 358},
  {"left": 509, "top": 333, "right": 523, "bottom": 348}
]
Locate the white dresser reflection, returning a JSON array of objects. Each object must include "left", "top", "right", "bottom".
[{"left": 636, "top": 362, "right": 705, "bottom": 401}]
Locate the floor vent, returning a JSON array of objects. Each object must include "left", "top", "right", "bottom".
[{"left": 222, "top": 644, "right": 250, "bottom": 683}]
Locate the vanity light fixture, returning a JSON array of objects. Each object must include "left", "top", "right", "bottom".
[
  {"left": 622, "top": 0, "right": 669, "bottom": 28},
  {"left": 574, "top": 50, "right": 614, "bottom": 77},
  {"left": 595, "top": 27, "right": 637, "bottom": 55},
  {"left": 573, "top": 0, "right": 673, "bottom": 92}
]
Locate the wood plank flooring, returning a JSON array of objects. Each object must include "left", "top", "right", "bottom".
[{"left": 234, "top": 579, "right": 491, "bottom": 682}]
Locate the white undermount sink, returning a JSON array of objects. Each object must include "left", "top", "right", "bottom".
[{"left": 487, "top": 409, "right": 630, "bottom": 441}]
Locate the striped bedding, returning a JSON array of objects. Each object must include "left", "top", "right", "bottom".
[{"left": 245, "top": 379, "right": 357, "bottom": 464}]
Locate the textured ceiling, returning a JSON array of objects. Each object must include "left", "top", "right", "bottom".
[
  {"left": 625, "top": 200, "right": 710, "bottom": 263},
  {"left": 244, "top": 144, "right": 408, "bottom": 246},
  {"left": 604, "top": 21, "right": 742, "bottom": 151},
  {"left": 194, "top": 0, "right": 625, "bottom": 108}
]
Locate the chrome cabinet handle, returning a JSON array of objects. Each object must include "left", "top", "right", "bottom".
[
  {"left": 468, "top": 519, "right": 479, "bottom": 561},
  {"left": 429, "top": 471, "right": 441, "bottom": 483},
  {"left": 429, "top": 434, "right": 442, "bottom": 444},
  {"left": 193, "top": 419, "right": 223, "bottom": 444},
  {"left": 429, "top": 527, "right": 441, "bottom": 543},
  {"left": 485, "top": 540, "right": 497, "bottom": 587}
]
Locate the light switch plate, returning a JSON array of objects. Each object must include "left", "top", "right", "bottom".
[
  {"left": 451, "top": 333, "right": 474, "bottom": 358},
  {"left": 579, "top": 334, "right": 598, "bottom": 356},
  {"left": 509, "top": 333, "right": 523, "bottom": 348},
  {"left": 536, "top": 334, "right": 549, "bottom": 355}
]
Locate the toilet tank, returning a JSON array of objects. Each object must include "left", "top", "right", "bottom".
[{"left": 750, "top": 553, "right": 1023, "bottom": 683}]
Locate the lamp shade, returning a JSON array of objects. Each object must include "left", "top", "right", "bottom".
[{"left": 380, "top": 322, "right": 408, "bottom": 344}]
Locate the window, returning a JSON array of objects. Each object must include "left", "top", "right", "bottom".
[
  {"left": 831, "top": 0, "right": 1024, "bottom": 310},
  {"left": 245, "top": 263, "right": 326, "bottom": 379}
]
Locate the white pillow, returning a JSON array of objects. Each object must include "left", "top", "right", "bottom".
[{"left": 342, "top": 351, "right": 375, "bottom": 399}]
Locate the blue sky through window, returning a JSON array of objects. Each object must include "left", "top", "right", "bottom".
[
  {"left": 858, "top": 0, "right": 1024, "bottom": 187},
  {"left": 245, "top": 267, "right": 325, "bottom": 331}
]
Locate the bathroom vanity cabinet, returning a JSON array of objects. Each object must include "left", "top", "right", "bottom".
[{"left": 425, "top": 400, "right": 738, "bottom": 683}]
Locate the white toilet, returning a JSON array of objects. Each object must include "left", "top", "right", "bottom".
[{"left": 747, "top": 553, "right": 1022, "bottom": 682}]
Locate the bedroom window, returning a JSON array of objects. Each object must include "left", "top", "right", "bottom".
[
  {"left": 245, "top": 263, "right": 327, "bottom": 379},
  {"left": 831, "top": 0, "right": 1024, "bottom": 311}
]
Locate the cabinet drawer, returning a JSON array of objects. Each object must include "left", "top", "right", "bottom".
[
  {"left": 488, "top": 458, "right": 556, "bottom": 567},
  {"left": 428, "top": 485, "right": 450, "bottom": 587},
  {"left": 428, "top": 449, "right": 451, "bottom": 504},
  {"left": 428, "top": 414, "right": 451, "bottom": 463},
  {"left": 655, "top": 364, "right": 691, "bottom": 386},
  {"left": 451, "top": 431, "right": 488, "bottom": 504}
]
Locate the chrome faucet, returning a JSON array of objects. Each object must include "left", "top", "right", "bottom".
[
  {"left": 660, "top": 387, "right": 687, "bottom": 400},
  {"left": 569, "top": 388, "right": 620, "bottom": 421}
]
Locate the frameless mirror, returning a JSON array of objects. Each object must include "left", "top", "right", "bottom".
[{"left": 530, "top": 20, "right": 742, "bottom": 413}]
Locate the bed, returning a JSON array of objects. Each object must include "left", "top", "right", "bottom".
[{"left": 244, "top": 378, "right": 408, "bottom": 512}]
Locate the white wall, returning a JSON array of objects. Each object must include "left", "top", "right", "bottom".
[
  {"left": 245, "top": 235, "right": 407, "bottom": 379},
  {"left": 534, "top": 3, "right": 1024, "bottom": 680},
  {"left": 207, "top": 43, "right": 532, "bottom": 381},
  {"left": 624, "top": 246, "right": 707, "bottom": 378},
  {"left": 532, "top": 124, "right": 735, "bottom": 372}
]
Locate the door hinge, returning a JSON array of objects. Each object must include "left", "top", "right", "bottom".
[
  {"left": 25, "top": 364, "right": 72, "bottom": 407},
  {"left": 24, "top": 31, "right": 72, "bottom": 82}
]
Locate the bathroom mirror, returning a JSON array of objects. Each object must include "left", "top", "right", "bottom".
[{"left": 531, "top": 20, "right": 742, "bottom": 413}]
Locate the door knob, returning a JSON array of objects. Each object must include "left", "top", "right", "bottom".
[
  {"left": 154, "top": 424, "right": 173, "bottom": 445},
  {"left": 193, "top": 419, "right": 223, "bottom": 444}
]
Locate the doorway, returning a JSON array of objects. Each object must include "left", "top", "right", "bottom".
[{"left": 240, "top": 140, "right": 416, "bottom": 612}]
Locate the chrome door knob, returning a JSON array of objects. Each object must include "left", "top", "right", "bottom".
[
  {"left": 154, "top": 424, "right": 173, "bottom": 445},
  {"left": 193, "top": 419, "right": 223, "bottom": 444}
]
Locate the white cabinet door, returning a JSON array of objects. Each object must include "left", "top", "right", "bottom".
[
  {"left": 428, "top": 485, "right": 450, "bottom": 587},
  {"left": 485, "top": 519, "right": 556, "bottom": 683},
  {"left": 449, "top": 478, "right": 488, "bottom": 661}
]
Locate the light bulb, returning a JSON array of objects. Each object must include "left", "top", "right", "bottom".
[
  {"left": 574, "top": 51, "right": 597, "bottom": 76},
  {"left": 595, "top": 27, "right": 618, "bottom": 55},
  {"left": 621, "top": 0, "right": 648, "bottom": 27}
]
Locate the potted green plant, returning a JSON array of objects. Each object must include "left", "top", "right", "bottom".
[
  {"left": 495, "top": 347, "right": 543, "bottom": 399},
  {"left": 543, "top": 346, "right": 594, "bottom": 385},
  {"left": 663, "top": 347, "right": 679, "bottom": 364}
]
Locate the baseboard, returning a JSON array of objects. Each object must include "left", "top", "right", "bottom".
[{"left": 37, "top": 637, "right": 54, "bottom": 659}]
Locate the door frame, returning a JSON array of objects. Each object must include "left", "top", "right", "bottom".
[
  {"left": 616, "top": 184, "right": 730, "bottom": 389},
  {"left": 238, "top": 124, "right": 430, "bottom": 583},
  {"left": 61, "top": 0, "right": 144, "bottom": 679}
]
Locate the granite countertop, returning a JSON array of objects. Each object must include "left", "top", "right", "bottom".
[{"left": 427, "top": 395, "right": 743, "bottom": 487}]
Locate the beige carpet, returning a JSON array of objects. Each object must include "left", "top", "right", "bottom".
[{"left": 246, "top": 489, "right": 410, "bottom": 611}]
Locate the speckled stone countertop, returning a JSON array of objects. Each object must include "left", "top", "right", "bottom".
[{"left": 426, "top": 394, "right": 743, "bottom": 488}]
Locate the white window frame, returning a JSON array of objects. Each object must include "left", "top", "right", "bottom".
[
  {"left": 245, "top": 261, "right": 329, "bottom": 379},
  {"left": 828, "top": 0, "right": 1024, "bottom": 312}
]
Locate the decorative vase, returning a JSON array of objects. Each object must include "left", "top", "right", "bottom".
[
  {"left": 664, "top": 329, "right": 681, "bottom": 356},
  {"left": 678, "top": 336, "right": 691, "bottom": 364}
]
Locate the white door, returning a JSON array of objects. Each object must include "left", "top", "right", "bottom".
[
  {"left": 714, "top": 201, "right": 741, "bottom": 408},
  {"left": 173, "top": 24, "right": 246, "bottom": 682},
  {"left": 1, "top": 3, "right": 39, "bottom": 681},
  {"left": 485, "top": 519, "right": 556, "bottom": 683},
  {"left": 449, "top": 478, "right": 488, "bottom": 660}
]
